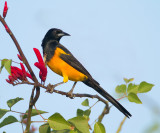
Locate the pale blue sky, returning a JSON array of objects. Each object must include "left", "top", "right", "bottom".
[{"left": 0, "top": 0, "right": 160, "bottom": 133}]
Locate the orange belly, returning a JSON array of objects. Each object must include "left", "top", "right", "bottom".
[{"left": 47, "top": 48, "right": 88, "bottom": 82}]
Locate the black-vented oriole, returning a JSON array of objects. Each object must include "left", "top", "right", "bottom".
[{"left": 41, "top": 28, "right": 131, "bottom": 118}]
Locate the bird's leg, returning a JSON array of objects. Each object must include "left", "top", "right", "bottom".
[
  {"left": 47, "top": 74, "right": 69, "bottom": 93},
  {"left": 67, "top": 82, "right": 77, "bottom": 97},
  {"left": 46, "top": 81, "right": 64, "bottom": 93}
]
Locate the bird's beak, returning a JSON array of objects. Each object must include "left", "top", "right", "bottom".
[{"left": 58, "top": 32, "right": 70, "bottom": 37}]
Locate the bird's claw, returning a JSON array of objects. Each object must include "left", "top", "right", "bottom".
[
  {"left": 66, "top": 91, "right": 74, "bottom": 99},
  {"left": 46, "top": 83, "right": 56, "bottom": 93}
]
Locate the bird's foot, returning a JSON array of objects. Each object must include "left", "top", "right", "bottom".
[
  {"left": 66, "top": 91, "right": 74, "bottom": 99},
  {"left": 46, "top": 83, "right": 57, "bottom": 93}
]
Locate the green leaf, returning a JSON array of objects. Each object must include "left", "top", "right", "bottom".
[
  {"left": 4, "top": 59, "right": 12, "bottom": 75},
  {"left": 69, "top": 130, "right": 80, "bottom": 133},
  {"left": 68, "top": 116, "right": 89, "bottom": 133},
  {"left": 94, "top": 122, "right": 106, "bottom": 133},
  {"left": 7, "top": 97, "right": 24, "bottom": 109},
  {"left": 124, "top": 78, "right": 134, "bottom": 83},
  {"left": 138, "top": 81, "right": 154, "bottom": 93},
  {"left": 128, "top": 93, "right": 142, "bottom": 104},
  {"left": 0, "top": 59, "right": 8, "bottom": 73},
  {"left": 0, "top": 116, "right": 18, "bottom": 128},
  {"left": 127, "top": 83, "right": 139, "bottom": 94},
  {"left": 39, "top": 123, "right": 51, "bottom": 133},
  {"left": 0, "top": 109, "right": 9, "bottom": 119},
  {"left": 23, "top": 109, "right": 48, "bottom": 119},
  {"left": 115, "top": 84, "right": 126, "bottom": 94},
  {"left": 83, "top": 109, "right": 91, "bottom": 120},
  {"left": 77, "top": 109, "right": 84, "bottom": 117},
  {"left": 51, "top": 130, "right": 73, "bottom": 133},
  {"left": 81, "top": 99, "right": 89, "bottom": 106},
  {"left": 83, "top": 109, "right": 91, "bottom": 117},
  {"left": 48, "top": 113, "right": 71, "bottom": 130}
]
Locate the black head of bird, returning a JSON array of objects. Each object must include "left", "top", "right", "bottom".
[{"left": 42, "top": 28, "right": 70, "bottom": 44}]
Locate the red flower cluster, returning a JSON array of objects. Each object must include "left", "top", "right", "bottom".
[
  {"left": 6, "top": 48, "right": 47, "bottom": 84},
  {"left": 6, "top": 63, "right": 33, "bottom": 84},
  {"left": 33, "top": 48, "right": 47, "bottom": 82},
  {"left": 3, "top": 1, "right": 8, "bottom": 18}
]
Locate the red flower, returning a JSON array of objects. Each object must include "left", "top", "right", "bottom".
[
  {"left": 12, "top": 66, "right": 33, "bottom": 80},
  {"left": 6, "top": 79, "right": 12, "bottom": 84},
  {"left": 33, "top": 48, "right": 44, "bottom": 65},
  {"left": 34, "top": 62, "right": 47, "bottom": 82},
  {"left": 31, "top": 125, "right": 37, "bottom": 132},
  {"left": 22, "top": 119, "right": 27, "bottom": 124},
  {"left": 3, "top": 1, "right": 8, "bottom": 18},
  {"left": 17, "top": 54, "right": 23, "bottom": 61},
  {"left": 33, "top": 48, "right": 47, "bottom": 82},
  {"left": 6, "top": 64, "right": 33, "bottom": 85},
  {"left": 26, "top": 72, "right": 33, "bottom": 80},
  {"left": 20, "top": 63, "right": 27, "bottom": 80},
  {"left": 6, "top": 75, "right": 15, "bottom": 84},
  {"left": 11, "top": 66, "right": 24, "bottom": 80}
]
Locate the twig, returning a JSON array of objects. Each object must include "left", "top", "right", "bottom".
[
  {"left": 89, "top": 100, "right": 99, "bottom": 110},
  {"left": 0, "top": 59, "right": 20, "bottom": 64},
  {"left": 91, "top": 104, "right": 110, "bottom": 133},
  {"left": 94, "top": 94, "right": 127, "bottom": 123},
  {"left": 31, "top": 121, "right": 47, "bottom": 123},
  {"left": 117, "top": 95, "right": 127, "bottom": 101},
  {"left": 10, "top": 110, "right": 27, "bottom": 115},
  {"left": 34, "top": 105, "right": 46, "bottom": 121},
  {"left": 116, "top": 117, "right": 127, "bottom": 133},
  {"left": 98, "top": 105, "right": 110, "bottom": 123}
]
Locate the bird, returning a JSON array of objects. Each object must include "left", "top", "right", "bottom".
[{"left": 41, "top": 28, "right": 132, "bottom": 118}]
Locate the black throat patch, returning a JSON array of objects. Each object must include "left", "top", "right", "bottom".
[{"left": 42, "top": 40, "right": 59, "bottom": 62}]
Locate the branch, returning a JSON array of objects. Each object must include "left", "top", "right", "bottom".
[
  {"left": 0, "top": 15, "right": 40, "bottom": 133},
  {"left": 0, "top": 15, "right": 40, "bottom": 105},
  {"left": 25, "top": 86, "right": 36, "bottom": 133},
  {"left": 95, "top": 94, "right": 128, "bottom": 124},
  {"left": 98, "top": 105, "right": 110, "bottom": 123},
  {"left": 0, "top": 15, "right": 38, "bottom": 83},
  {"left": 14, "top": 81, "right": 109, "bottom": 105}
]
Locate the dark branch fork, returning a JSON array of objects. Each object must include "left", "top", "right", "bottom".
[{"left": 0, "top": 15, "right": 40, "bottom": 133}]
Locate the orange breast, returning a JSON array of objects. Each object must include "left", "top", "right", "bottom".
[{"left": 47, "top": 47, "right": 88, "bottom": 82}]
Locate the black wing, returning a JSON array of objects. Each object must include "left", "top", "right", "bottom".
[{"left": 57, "top": 44, "right": 92, "bottom": 78}]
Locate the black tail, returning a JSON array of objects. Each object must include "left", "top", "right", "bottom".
[{"left": 83, "top": 79, "right": 132, "bottom": 118}]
